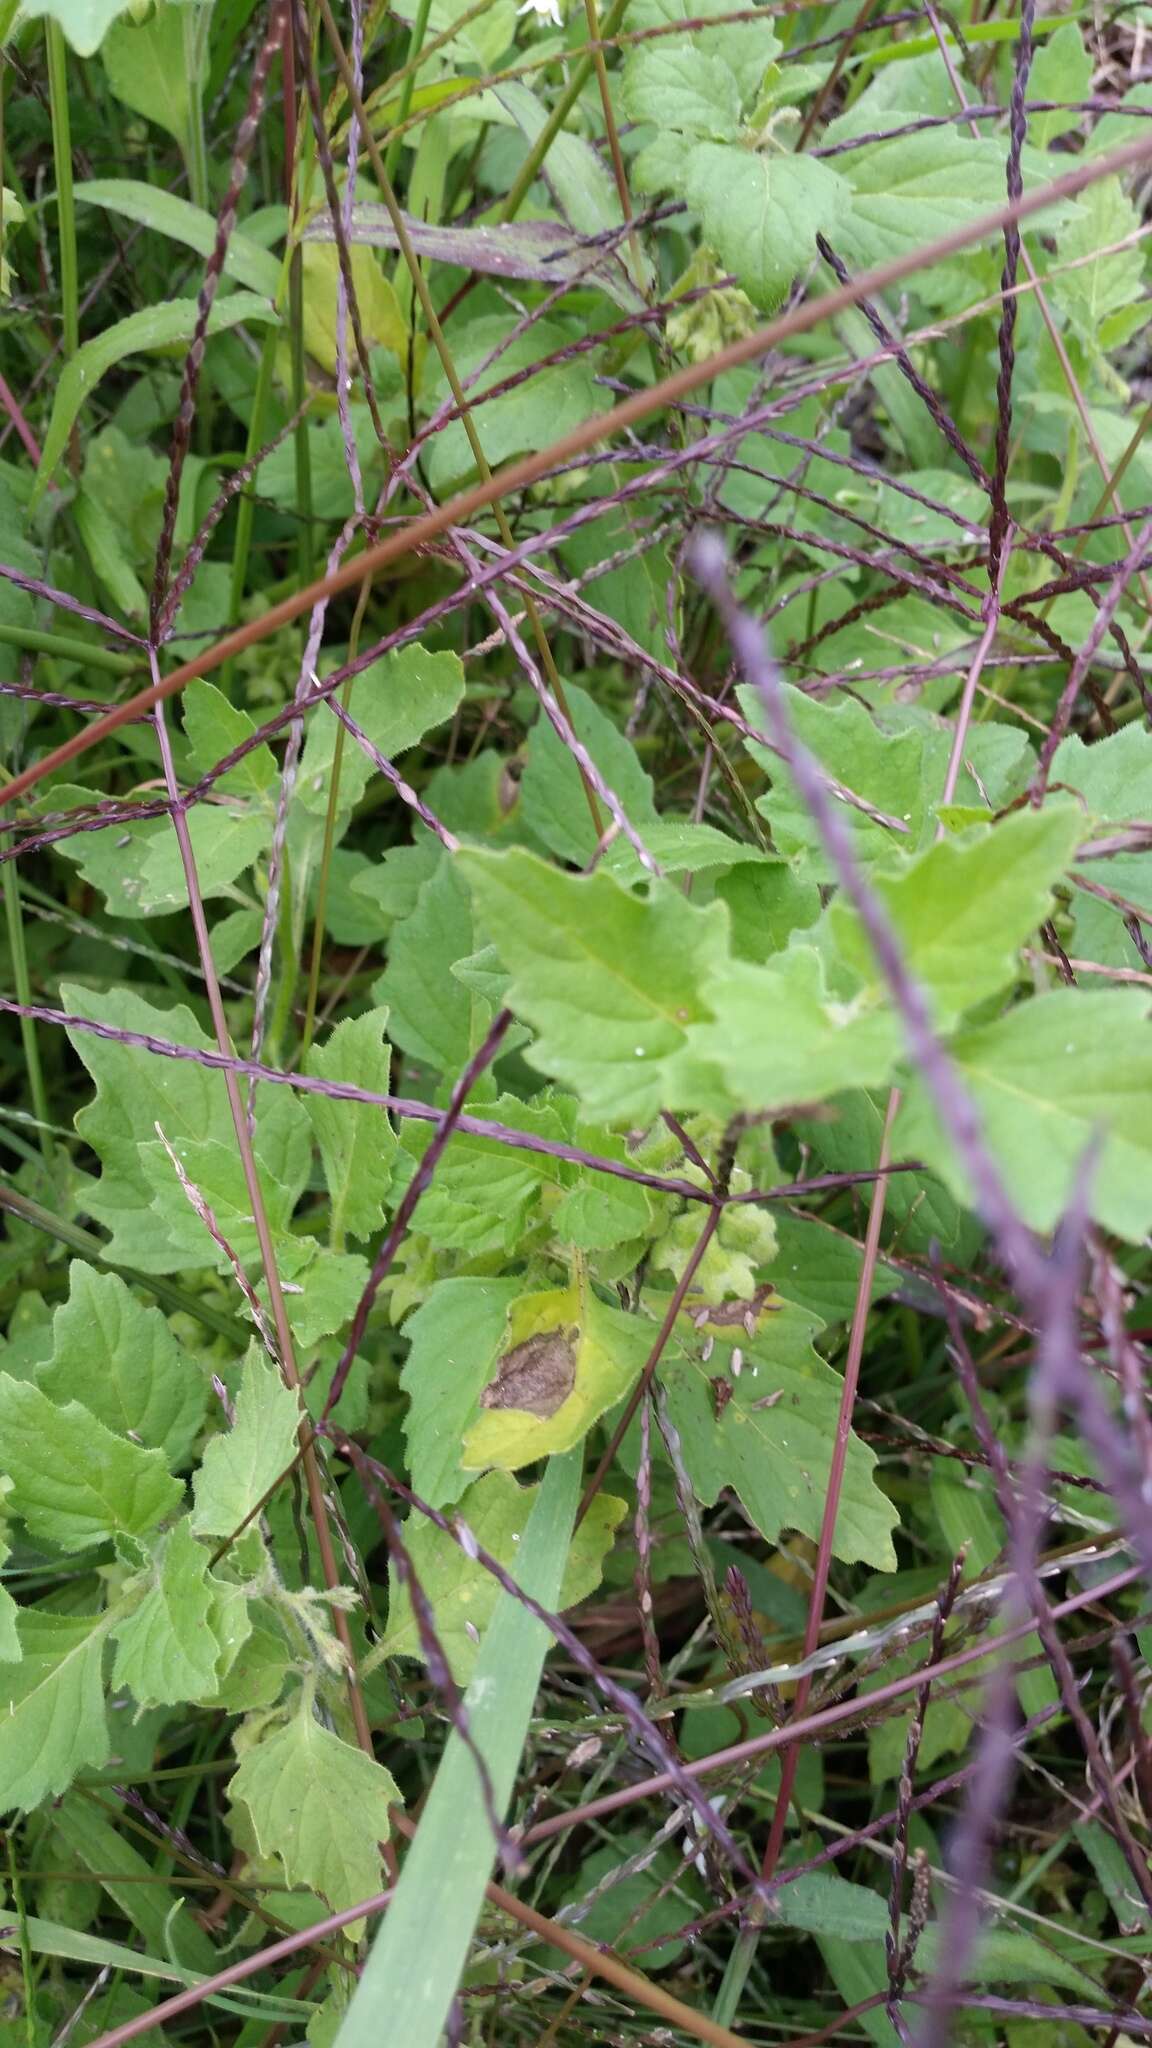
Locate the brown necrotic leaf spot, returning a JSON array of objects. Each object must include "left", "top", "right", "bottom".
[{"left": 480, "top": 1326, "right": 578, "bottom": 1419}]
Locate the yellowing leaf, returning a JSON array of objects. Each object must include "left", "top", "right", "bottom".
[{"left": 461, "top": 1283, "right": 649, "bottom": 1472}]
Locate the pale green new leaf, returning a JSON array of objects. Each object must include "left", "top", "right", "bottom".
[
  {"left": 112, "top": 1520, "right": 240, "bottom": 1707},
  {"left": 191, "top": 1352, "right": 304, "bottom": 1540},
  {"left": 0, "top": 1377, "right": 182, "bottom": 1552},
  {"left": 74, "top": 181, "right": 282, "bottom": 297},
  {"left": 459, "top": 846, "right": 730, "bottom": 1120},
  {"left": 896, "top": 987, "right": 1152, "bottom": 1239},
  {"left": 828, "top": 803, "right": 1083, "bottom": 1028},
  {"left": 297, "top": 645, "right": 465, "bottom": 818},
  {"left": 658, "top": 1302, "right": 898, "bottom": 1567},
  {"left": 231, "top": 1703, "right": 400, "bottom": 1918},
  {"left": 379, "top": 1469, "right": 627, "bottom": 1681},
  {"left": 684, "top": 145, "right": 848, "bottom": 308},
  {"left": 39, "top": 1261, "right": 208, "bottom": 1465},
  {"left": 305, "top": 1010, "right": 397, "bottom": 1243},
  {"left": 35, "top": 294, "right": 278, "bottom": 502},
  {"left": 0, "top": 1613, "right": 111, "bottom": 1812}
]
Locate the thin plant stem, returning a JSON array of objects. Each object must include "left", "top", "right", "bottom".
[
  {"left": 45, "top": 21, "right": 79, "bottom": 476},
  {"left": 498, "top": 0, "right": 632, "bottom": 223},
  {"left": 300, "top": 571, "right": 373, "bottom": 1055},
  {"left": 314, "top": 0, "right": 604, "bottom": 835},
  {"left": 382, "top": 0, "right": 433, "bottom": 183},
  {"left": 0, "top": 855, "right": 51, "bottom": 1167}
]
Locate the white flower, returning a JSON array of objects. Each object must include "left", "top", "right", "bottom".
[{"left": 518, "top": 0, "right": 564, "bottom": 23}]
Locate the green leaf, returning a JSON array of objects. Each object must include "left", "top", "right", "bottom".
[
  {"left": 602, "top": 820, "right": 756, "bottom": 886},
  {"left": 74, "top": 180, "right": 282, "bottom": 297},
  {"left": 375, "top": 855, "right": 492, "bottom": 1076},
  {"left": 379, "top": 1468, "right": 626, "bottom": 1681},
  {"left": 658, "top": 1300, "right": 899, "bottom": 1568},
  {"left": 403, "top": 1094, "right": 569, "bottom": 1259},
  {"left": 13, "top": 0, "right": 129, "bottom": 54},
  {"left": 896, "top": 988, "right": 1152, "bottom": 1240},
  {"left": 828, "top": 803, "right": 1083, "bottom": 1028},
  {"left": 1053, "top": 177, "right": 1148, "bottom": 352},
  {"left": 461, "top": 1279, "right": 649, "bottom": 1472},
  {"left": 777, "top": 1871, "right": 1098, "bottom": 1994},
  {"left": 51, "top": 780, "right": 270, "bottom": 921},
  {"left": 231, "top": 1699, "right": 400, "bottom": 1919},
  {"left": 836, "top": 130, "right": 1012, "bottom": 270},
  {"left": 297, "top": 644, "right": 465, "bottom": 818},
  {"left": 683, "top": 146, "right": 848, "bottom": 308},
  {"left": 0, "top": 1613, "right": 111, "bottom": 1812},
  {"left": 102, "top": 3, "right": 190, "bottom": 150},
  {"left": 111, "top": 1519, "right": 244, "bottom": 1707},
  {"left": 34, "top": 293, "right": 277, "bottom": 502},
  {"left": 519, "top": 681, "right": 657, "bottom": 868},
  {"left": 0, "top": 1377, "right": 182, "bottom": 1553},
  {"left": 304, "top": 1010, "right": 397, "bottom": 1244},
  {"left": 683, "top": 945, "right": 899, "bottom": 1114},
  {"left": 183, "top": 678, "right": 278, "bottom": 798},
  {"left": 336, "top": 1454, "right": 579, "bottom": 2048},
  {"left": 423, "top": 317, "right": 603, "bottom": 493},
  {"left": 401, "top": 1278, "right": 522, "bottom": 1509},
  {"left": 1028, "top": 22, "right": 1092, "bottom": 143},
  {"left": 621, "top": 44, "right": 743, "bottom": 137},
  {"left": 191, "top": 1352, "right": 304, "bottom": 1541},
  {"left": 1052, "top": 724, "right": 1152, "bottom": 968},
  {"left": 38, "top": 1261, "right": 208, "bottom": 1465},
  {"left": 549, "top": 1835, "right": 699, "bottom": 1969},
  {"left": 61, "top": 981, "right": 310, "bottom": 1273},
  {"left": 459, "top": 846, "right": 730, "bottom": 1120},
  {"left": 740, "top": 685, "right": 1032, "bottom": 874}
]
